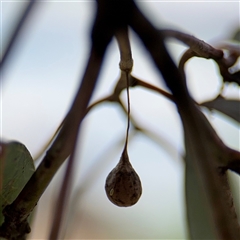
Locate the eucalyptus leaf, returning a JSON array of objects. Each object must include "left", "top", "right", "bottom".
[
  {"left": 0, "top": 141, "right": 35, "bottom": 226},
  {"left": 232, "top": 28, "right": 240, "bottom": 42},
  {"left": 201, "top": 96, "right": 240, "bottom": 123},
  {"left": 181, "top": 104, "right": 240, "bottom": 239},
  {"left": 185, "top": 142, "right": 217, "bottom": 239}
]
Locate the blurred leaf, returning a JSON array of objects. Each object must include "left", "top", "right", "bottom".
[
  {"left": 184, "top": 111, "right": 218, "bottom": 239},
  {"left": 232, "top": 29, "right": 240, "bottom": 42},
  {"left": 181, "top": 103, "right": 239, "bottom": 239},
  {"left": 201, "top": 96, "right": 240, "bottom": 123},
  {"left": 0, "top": 141, "right": 35, "bottom": 226},
  {"left": 228, "top": 171, "right": 240, "bottom": 220},
  {"left": 185, "top": 152, "right": 216, "bottom": 239}
]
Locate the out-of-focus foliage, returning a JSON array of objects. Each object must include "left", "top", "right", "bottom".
[
  {"left": 0, "top": 142, "right": 35, "bottom": 226},
  {"left": 201, "top": 96, "right": 240, "bottom": 123}
]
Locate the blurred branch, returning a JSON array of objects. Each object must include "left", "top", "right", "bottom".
[
  {"left": 201, "top": 95, "right": 240, "bottom": 124},
  {"left": 128, "top": 1, "right": 240, "bottom": 238},
  {"left": 177, "top": 33, "right": 240, "bottom": 88},
  {"left": 218, "top": 42, "right": 240, "bottom": 55},
  {"left": 0, "top": 0, "right": 37, "bottom": 74},
  {"left": 32, "top": 72, "right": 175, "bottom": 168},
  {"left": 161, "top": 29, "right": 223, "bottom": 60},
  {"left": 48, "top": 131, "right": 78, "bottom": 239},
  {"left": 0, "top": 37, "right": 109, "bottom": 240},
  {"left": 132, "top": 76, "right": 174, "bottom": 102},
  {"left": 115, "top": 27, "right": 133, "bottom": 72},
  {"left": 179, "top": 51, "right": 240, "bottom": 94},
  {"left": 33, "top": 119, "right": 65, "bottom": 162}
]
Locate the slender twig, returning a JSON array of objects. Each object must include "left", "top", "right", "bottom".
[
  {"left": 132, "top": 76, "right": 174, "bottom": 102},
  {"left": 115, "top": 27, "right": 133, "bottom": 153},
  {"left": 33, "top": 119, "right": 65, "bottom": 162},
  {"left": 85, "top": 96, "right": 113, "bottom": 115},
  {"left": 0, "top": 0, "right": 36, "bottom": 73},
  {"left": 33, "top": 95, "right": 113, "bottom": 163},
  {"left": 48, "top": 131, "right": 78, "bottom": 240},
  {"left": 118, "top": 99, "right": 179, "bottom": 161},
  {"left": 49, "top": 74, "right": 175, "bottom": 163},
  {"left": 161, "top": 29, "right": 223, "bottom": 60},
  {"left": 178, "top": 49, "right": 195, "bottom": 85},
  {"left": 115, "top": 28, "right": 133, "bottom": 72},
  {"left": 123, "top": 72, "right": 130, "bottom": 151}
]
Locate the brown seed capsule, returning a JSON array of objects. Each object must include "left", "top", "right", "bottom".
[{"left": 105, "top": 149, "right": 142, "bottom": 207}]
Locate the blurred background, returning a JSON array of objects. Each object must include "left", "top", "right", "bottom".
[{"left": 1, "top": 1, "right": 239, "bottom": 239}]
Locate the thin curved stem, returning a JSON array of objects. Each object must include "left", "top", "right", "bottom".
[
  {"left": 85, "top": 95, "right": 113, "bottom": 115},
  {"left": 115, "top": 27, "right": 133, "bottom": 153},
  {"left": 33, "top": 119, "right": 65, "bottom": 162},
  {"left": 123, "top": 73, "right": 130, "bottom": 152},
  {"left": 132, "top": 76, "right": 175, "bottom": 102}
]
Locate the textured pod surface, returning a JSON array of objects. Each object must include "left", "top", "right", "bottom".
[{"left": 105, "top": 151, "right": 142, "bottom": 207}]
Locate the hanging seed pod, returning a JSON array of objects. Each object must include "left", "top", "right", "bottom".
[
  {"left": 105, "top": 59, "right": 142, "bottom": 207},
  {"left": 105, "top": 149, "right": 142, "bottom": 207}
]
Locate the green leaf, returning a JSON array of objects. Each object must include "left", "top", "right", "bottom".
[
  {"left": 181, "top": 104, "right": 240, "bottom": 239},
  {"left": 201, "top": 95, "right": 240, "bottom": 123},
  {"left": 232, "top": 28, "right": 240, "bottom": 42},
  {"left": 185, "top": 144, "right": 216, "bottom": 239},
  {"left": 0, "top": 141, "right": 35, "bottom": 226}
]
